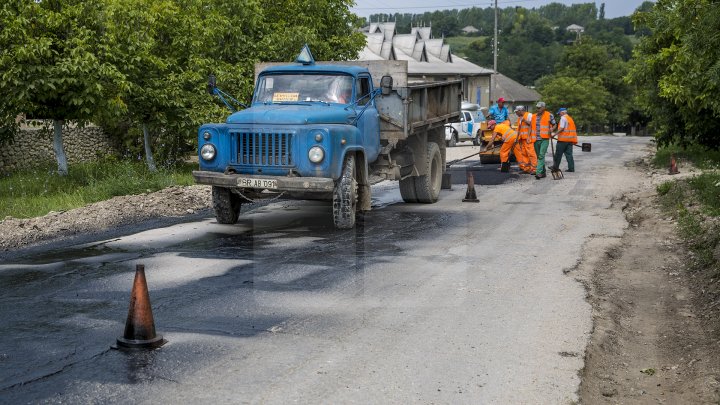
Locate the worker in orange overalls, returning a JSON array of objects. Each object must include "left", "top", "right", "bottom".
[
  {"left": 513, "top": 105, "right": 536, "bottom": 174},
  {"left": 485, "top": 120, "right": 523, "bottom": 172}
]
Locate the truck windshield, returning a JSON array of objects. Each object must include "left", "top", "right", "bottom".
[{"left": 254, "top": 74, "right": 354, "bottom": 104}]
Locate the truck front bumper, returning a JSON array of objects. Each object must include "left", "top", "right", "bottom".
[{"left": 192, "top": 171, "right": 335, "bottom": 193}]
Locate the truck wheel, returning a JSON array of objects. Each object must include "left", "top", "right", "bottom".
[
  {"left": 212, "top": 186, "right": 241, "bottom": 224},
  {"left": 333, "top": 154, "right": 357, "bottom": 229},
  {"left": 473, "top": 131, "right": 481, "bottom": 146},
  {"left": 414, "top": 142, "right": 442, "bottom": 203},
  {"left": 399, "top": 177, "right": 417, "bottom": 203}
]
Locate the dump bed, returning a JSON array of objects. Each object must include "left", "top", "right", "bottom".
[{"left": 254, "top": 60, "right": 462, "bottom": 142}]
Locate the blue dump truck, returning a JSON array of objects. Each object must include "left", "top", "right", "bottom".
[{"left": 193, "top": 47, "right": 462, "bottom": 229}]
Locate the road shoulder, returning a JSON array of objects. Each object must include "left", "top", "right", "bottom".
[{"left": 574, "top": 173, "right": 720, "bottom": 403}]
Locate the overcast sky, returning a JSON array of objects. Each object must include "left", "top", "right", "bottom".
[{"left": 350, "top": 0, "right": 651, "bottom": 19}]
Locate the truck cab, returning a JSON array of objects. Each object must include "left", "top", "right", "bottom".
[{"left": 198, "top": 64, "right": 379, "bottom": 182}]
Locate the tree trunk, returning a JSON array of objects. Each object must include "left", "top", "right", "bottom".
[
  {"left": 53, "top": 119, "right": 68, "bottom": 176},
  {"left": 142, "top": 123, "right": 157, "bottom": 172}
]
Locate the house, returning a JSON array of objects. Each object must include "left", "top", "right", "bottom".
[
  {"left": 461, "top": 25, "right": 479, "bottom": 35},
  {"left": 490, "top": 73, "right": 541, "bottom": 112},
  {"left": 357, "top": 23, "right": 539, "bottom": 110},
  {"left": 566, "top": 24, "right": 584, "bottom": 40}
]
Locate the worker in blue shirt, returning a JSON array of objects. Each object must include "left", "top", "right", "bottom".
[{"left": 488, "top": 97, "right": 510, "bottom": 125}]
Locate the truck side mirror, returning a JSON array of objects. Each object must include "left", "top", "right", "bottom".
[
  {"left": 380, "top": 75, "right": 393, "bottom": 96},
  {"left": 207, "top": 74, "right": 217, "bottom": 95}
]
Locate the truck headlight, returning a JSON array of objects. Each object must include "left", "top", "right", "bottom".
[
  {"left": 200, "top": 144, "right": 216, "bottom": 161},
  {"left": 308, "top": 146, "right": 324, "bottom": 163}
]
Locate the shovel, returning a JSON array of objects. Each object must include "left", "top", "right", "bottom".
[
  {"left": 548, "top": 137, "right": 564, "bottom": 180},
  {"left": 550, "top": 134, "right": 591, "bottom": 152}
]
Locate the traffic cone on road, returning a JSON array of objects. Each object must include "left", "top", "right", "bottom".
[
  {"left": 462, "top": 171, "right": 479, "bottom": 203},
  {"left": 669, "top": 154, "right": 680, "bottom": 175},
  {"left": 115, "top": 264, "right": 166, "bottom": 350}
]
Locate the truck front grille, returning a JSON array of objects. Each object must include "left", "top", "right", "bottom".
[{"left": 234, "top": 131, "right": 293, "bottom": 166}]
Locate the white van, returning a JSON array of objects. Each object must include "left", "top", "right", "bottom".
[{"left": 444, "top": 102, "right": 486, "bottom": 147}]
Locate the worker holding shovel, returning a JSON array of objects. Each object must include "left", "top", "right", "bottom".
[
  {"left": 550, "top": 108, "right": 577, "bottom": 172},
  {"left": 531, "top": 101, "right": 556, "bottom": 179}
]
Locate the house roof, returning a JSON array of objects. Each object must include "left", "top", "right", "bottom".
[
  {"left": 358, "top": 23, "right": 493, "bottom": 76},
  {"left": 461, "top": 26, "right": 479, "bottom": 33},
  {"left": 566, "top": 24, "right": 584, "bottom": 32},
  {"left": 492, "top": 73, "right": 541, "bottom": 104}
]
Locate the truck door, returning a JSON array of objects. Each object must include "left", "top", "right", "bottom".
[
  {"left": 465, "top": 112, "right": 473, "bottom": 134},
  {"left": 356, "top": 75, "right": 380, "bottom": 162}
]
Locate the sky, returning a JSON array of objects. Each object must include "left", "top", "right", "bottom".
[{"left": 350, "top": 0, "right": 651, "bottom": 19}]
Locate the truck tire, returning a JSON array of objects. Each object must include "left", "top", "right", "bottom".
[
  {"left": 414, "top": 142, "right": 442, "bottom": 203},
  {"left": 333, "top": 154, "right": 357, "bottom": 229},
  {"left": 212, "top": 186, "right": 241, "bottom": 224},
  {"left": 473, "top": 131, "right": 481, "bottom": 146},
  {"left": 399, "top": 177, "right": 418, "bottom": 203}
]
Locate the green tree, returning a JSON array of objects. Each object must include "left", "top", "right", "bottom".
[
  {"left": 258, "top": 0, "right": 365, "bottom": 63},
  {"left": 555, "top": 39, "right": 632, "bottom": 127},
  {"left": 537, "top": 75, "right": 609, "bottom": 131},
  {"left": 628, "top": 0, "right": 720, "bottom": 149},
  {"left": 0, "top": 0, "right": 125, "bottom": 175}
]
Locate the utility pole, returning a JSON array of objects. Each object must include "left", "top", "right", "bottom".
[
  {"left": 493, "top": 0, "right": 498, "bottom": 73},
  {"left": 490, "top": 0, "right": 498, "bottom": 105}
]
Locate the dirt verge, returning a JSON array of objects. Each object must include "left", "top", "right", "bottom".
[
  {"left": 0, "top": 185, "right": 212, "bottom": 254},
  {"left": 576, "top": 165, "right": 720, "bottom": 403}
]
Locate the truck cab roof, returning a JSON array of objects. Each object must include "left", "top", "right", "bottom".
[{"left": 260, "top": 64, "right": 369, "bottom": 77}]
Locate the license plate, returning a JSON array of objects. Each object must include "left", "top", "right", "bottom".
[{"left": 237, "top": 177, "right": 278, "bottom": 190}]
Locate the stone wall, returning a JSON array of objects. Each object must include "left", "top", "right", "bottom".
[{"left": 0, "top": 124, "right": 120, "bottom": 174}]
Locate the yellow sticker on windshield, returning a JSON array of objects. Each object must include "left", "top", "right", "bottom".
[{"left": 272, "top": 92, "right": 299, "bottom": 102}]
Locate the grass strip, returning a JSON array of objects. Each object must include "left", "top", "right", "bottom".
[{"left": 0, "top": 159, "right": 195, "bottom": 219}]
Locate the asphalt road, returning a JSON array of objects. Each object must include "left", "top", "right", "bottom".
[{"left": 0, "top": 135, "right": 652, "bottom": 404}]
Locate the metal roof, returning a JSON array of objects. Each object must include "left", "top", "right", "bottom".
[
  {"left": 492, "top": 73, "right": 541, "bottom": 103},
  {"left": 260, "top": 64, "right": 368, "bottom": 76},
  {"left": 358, "top": 23, "right": 494, "bottom": 76}
]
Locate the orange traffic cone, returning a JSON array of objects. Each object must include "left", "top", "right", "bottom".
[
  {"left": 669, "top": 153, "right": 680, "bottom": 175},
  {"left": 115, "top": 264, "right": 167, "bottom": 349},
  {"left": 462, "top": 171, "right": 479, "bottom": 202}
]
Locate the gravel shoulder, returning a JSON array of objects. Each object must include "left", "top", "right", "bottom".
[
  {"left": 575, "top": 158, "right": 720, "bottom": 403},
  {"left": 0, "top": 185, "right": 212, "bottom": 257}
]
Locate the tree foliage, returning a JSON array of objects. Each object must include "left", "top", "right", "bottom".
[
  {"left": 0, "top": 0, "right": 127, "bottom": 174},
  {"left": 628, "top": 0, "right": 720, "bottom": 149},
  {"left": 537, "top": 75, "right": 609, "bottom": 131},
  {"left": 0, "top": 0, "right": 366, "bottom": 171}
]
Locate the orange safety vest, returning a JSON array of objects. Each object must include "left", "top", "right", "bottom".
[
  {"left": 532, "top": 111, "right": 552, "bottom": 140},
  {"left": 494, "top": 122, "right": 517, "bottom": 143},
  {"left": 516, "top": 112, "right": 532, "bottom": 143},
  {"left": 557, "top": 114, "right": 577, "bottom": 144}
]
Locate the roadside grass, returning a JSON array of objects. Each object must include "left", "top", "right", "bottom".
[
  {"left": 0, "top": 159, "right": 195, "bottom": 219},
  {"left": 651, "top": 143, "right": 720, "bottom": 170},
  {"left": 656, "top": 143, "right": 720, "bottom": 278}
]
